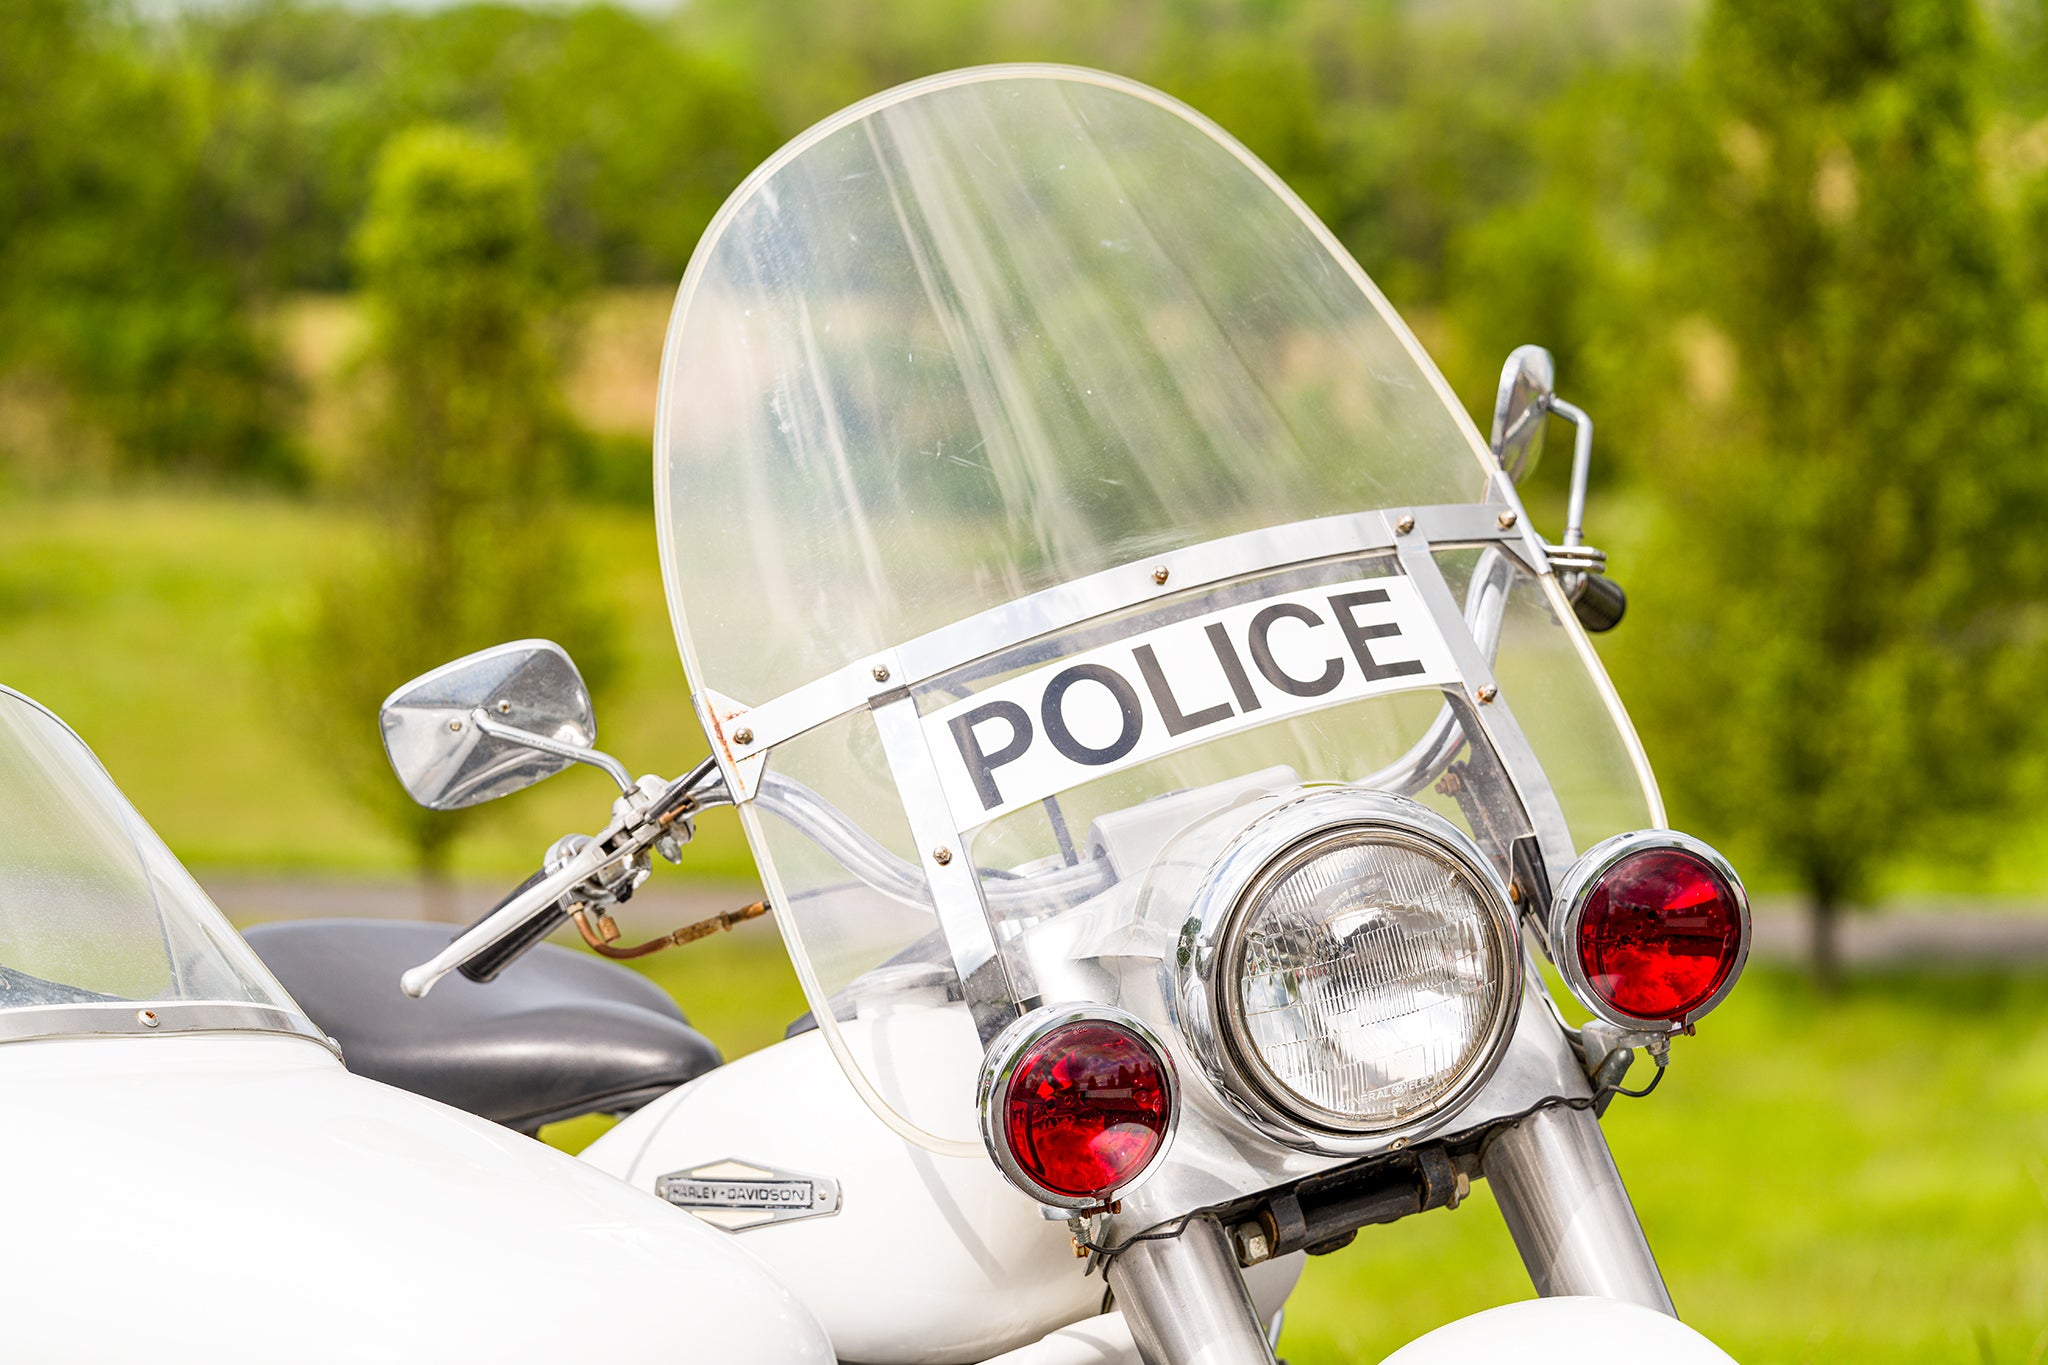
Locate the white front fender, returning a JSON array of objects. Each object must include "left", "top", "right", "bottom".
[{"left": 1380, "top": 1297, "right": 1736, "bottom": 1365}]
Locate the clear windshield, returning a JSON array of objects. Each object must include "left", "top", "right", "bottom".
[
  {"left": 656, "top": 67, "right": 1659, "bottom": 1146},
  {"left": 0, "top": 687, "right": 301, "bottom": 1024}
]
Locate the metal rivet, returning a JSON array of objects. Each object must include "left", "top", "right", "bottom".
[
  {"left": 1395, "top": 514, "right": 1416, "bottom": 535},
  {"left": 137, "top": 1009, "right": 159, "bottom": 1028},
  {"left": 1152, "top": 566, "right": 1170, "bottom": 586},
  {"left": 447, "top": 719, "right": 463, "bottom": 733},
  {"left": 732, "top": 727, "right": 754, "bottom": 747},
  {"left": 1477, "top": 685, "right": 1498, "bottom": 704},
  {"left": 872, "top": 665, "right": 891, "bottom": 683},
  {"left": 1389, "top": 1136, "right": 1409, "bottom": 1150},
  {"left": 932, "top": 847, "right": 953, "bottom": 866},
  {"left": 496, "top": 700, "right": 512, "bottom": 714},
  {"left": 1497, "top": 510, "right": 1518, "bottom": 529}
]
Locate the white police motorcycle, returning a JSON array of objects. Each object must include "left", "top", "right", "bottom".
[{"left": 25, "top": 64, "right": 1749, "bottom": 1364}]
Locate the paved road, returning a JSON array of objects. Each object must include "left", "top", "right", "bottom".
[{"left": 200, "top": 876, "right": 2048, "bottom": 966}]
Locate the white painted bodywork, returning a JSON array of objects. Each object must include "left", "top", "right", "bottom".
[
  {"left": 1379, "top": 1296, "right": 1739, "bottom": 1364},
  {"left": 0, "top": 1031, "right": 833, "bottom": 1365},
  {"left": 582, "top": 1002, "right": 1302, "bottom": 1364}
]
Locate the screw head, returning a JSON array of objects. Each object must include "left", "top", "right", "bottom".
[
  {"left": 1477, "top": 684, "right": 1499, "bottom": 704},
  {"left": 732, "top": 727, "right": 754, "bottom": 747},
  {"left": 496, "top": 699, "right": 512, "bottom": 714},
  {"left": 1497, "top": 510, "right": 1518, "bottom": 529},
  {"left": 1151, "top": 566, "right": 1170, "bottom": 586},
  {"left": 137, "top": 1009, "right": 160, "bottom": 1028},
  {"left": 872, "top": 665, "right": 891, "bottom": 683},
  {"left": 1395, "top": 514, "right": 1416, "bottom": 535},
  {"left": 932, "top": 846, "right": 953, "bottom": 866},
  {"left": 447, "top": 719, "right": 463, "bottom": 733}
]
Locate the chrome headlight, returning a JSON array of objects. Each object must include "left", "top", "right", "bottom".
[{"left": 1170, "top": 788, "right": 1521, "bottom": 1149}]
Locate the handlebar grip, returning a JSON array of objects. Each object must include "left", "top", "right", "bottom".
[
  {"left": 1571, "top": 573, "right": 1627, "bottom": 633},
  {"left": 455, "top": 868, "right": 568, "bottom": 983}
]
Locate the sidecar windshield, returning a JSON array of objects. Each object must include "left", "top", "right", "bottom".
[
  {"left": 0, "top": 687, "right": 311, "bottom": 1040},
  {"left": 656, "top": 67, "right": 1658, "bottom": 1146}
]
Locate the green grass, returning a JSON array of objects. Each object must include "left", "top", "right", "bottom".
[{"left": 0, "top": 491, "right": 756, "bottom": 880}]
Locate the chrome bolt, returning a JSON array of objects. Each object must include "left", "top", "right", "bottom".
[
  {"left": 447, "top": 719, "right": 463, "bottom": 733},
  {"left": 1395, "top": 514, "right": 1416, "bottom": 535},
  {"left": 932, "top": 846, "right": 953, "bottom": 866},
  {"left": 1477, "top": 685, "right": 1499, "bottom": 704},
  {"left": 496, "top": 699, "right": 512, "bottom": 714},
  {"left": 137, "top": 1009, "right": 160, "bottom": 1028},
  {"left": 872, "top": 665, "right": 891, "bottom": 683},
  {"left": 1231, "top": 1222, "right": 1273, "bottom": 1266},
  {"left": 1151, "top": 566, "right": 1170, "bottom": 586},
  {"left": 732, "top": 727, "right": 754, "bottom": 747},
  {"left": 1497, "top": 510, "right": 1518, "bottom": 529}
]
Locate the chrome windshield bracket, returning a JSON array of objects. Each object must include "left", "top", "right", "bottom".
[
  {"left": 866, "top": 678, "right": 1029, "bottom": 1046},
  {"left": 694, "top": 688, "right": 767, "bottom": 804},
  {"left": 1389, "top": 517, "right": 1579, "bottom": 885}
]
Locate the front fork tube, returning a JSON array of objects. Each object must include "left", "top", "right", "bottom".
[
  {"left": 1481, "top": 1102, "right": 1676, "bottom": 1314},
  {"left": 1109, "top": 1215, "right": 1279, "bottom": 1365}
]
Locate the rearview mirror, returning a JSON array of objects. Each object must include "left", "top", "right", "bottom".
[
  {"left": 1488, "top": 344, "right": 1555, "bottom": 483},
  {"left": 379, "top": 640, "right": 624, "bottom": 811}
]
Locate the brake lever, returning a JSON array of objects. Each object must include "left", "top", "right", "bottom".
[
  {"left": 398, "top": 758, "right": 725, "bottom": 998},
  {"left": 399, "top": 840, "right": 608, "bottom": 998}
]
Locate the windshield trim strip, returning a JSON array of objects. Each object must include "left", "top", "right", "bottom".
[
  {"left": 0, "top": 1003, "right": 341, "bottom": 1057},
  {"left": 705, "top": 502, "right": 1540, "bottom": 786}
]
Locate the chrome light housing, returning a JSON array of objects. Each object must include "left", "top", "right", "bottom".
[
  {"left": 1547, "top": 829, "right": 1750, "bottom": 1033},
  {"left": 1168, "top": 787, "right": 1522, "bottom": 1151}
]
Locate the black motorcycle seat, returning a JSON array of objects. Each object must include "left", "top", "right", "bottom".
[{"left": 244, "top": 918, "right": 720, "bottom": 1133}]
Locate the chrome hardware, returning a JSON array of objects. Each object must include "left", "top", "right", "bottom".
[
  {"left": 1166, "top": 788, "right": 1522, "bottom": 1154},
  {"left": 1489, "top": 344, "right": 1554, "bottom": 483},
  {"left": 1482, "top": 1104, "right": 1675, "bottom": 1315},
  {"left": 1109, "top": 1216, "right": 1279, "bottom": 1365},
  {"left": 654, "top": 1158, "right": 842, "bottom": 1232},
  {"left": 1547, "top": 829, "right": 1751, "bottom": 1033},
  {"left": 976, "top": 1004, "right": 1179, "bottom": 1211},
  {"left": 379, "top": 640, "right": 623, "bottom": 810}
]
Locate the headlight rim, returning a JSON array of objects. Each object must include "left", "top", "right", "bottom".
[{"left": 1171, "top": 786, "right": 1523, "bottom": 1154}]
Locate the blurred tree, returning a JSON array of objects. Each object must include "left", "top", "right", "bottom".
[
  {"left": 267, "top": 126, "right": 617, "bottom": 882},
  {"left": 184, "top": 3, "right": 779, "bottom": 291},
  {"left": 1617, "top": 0, "right": 2048, "bottom": 985},
  {"left": 0, "top": 0, "right": 297, "bottom": 482}
]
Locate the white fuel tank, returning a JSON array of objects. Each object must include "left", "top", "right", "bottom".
[
  {"left": 581, "top": 1001, "right": 1302, "bottom": 1365},
  {"left": 0, "top": 1032, "right": 833, "bottom": 1365}
]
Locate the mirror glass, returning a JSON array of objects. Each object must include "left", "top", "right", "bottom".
[
  {"left": 1488, "top": 344, "right": 1555, "bottom": 483},
  {"left": 379, "top": 640, "right": 597, "bottom": 810}
]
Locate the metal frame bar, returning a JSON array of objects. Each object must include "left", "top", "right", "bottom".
[
  {"left": 0, "top": 1002, "right": 342, "bottom": 1057},
  {"left": 698, "top": 501, "right": 1543, "bottom": 782}
]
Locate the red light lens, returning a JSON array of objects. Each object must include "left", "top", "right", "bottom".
[
  {"left": 1577, "top": 849, "right": 1744, "bottom": 1021},
  {"left": 1000, "top": 1020, "right": 1171, "bottom": 1201}
]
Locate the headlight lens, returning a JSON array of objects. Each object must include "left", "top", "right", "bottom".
[{"left": 1224, "top": 828, "right": 1511, "bottom": 1130}]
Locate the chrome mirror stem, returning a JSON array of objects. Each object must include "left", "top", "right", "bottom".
[
  {"left": 470, "top": 710, "right": 635, "bottom": 795},
  {"left": 1549, "top": 396, "right": 1596, "bottom": 550}
]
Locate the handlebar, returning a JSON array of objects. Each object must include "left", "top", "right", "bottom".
[
  {"left": 400, "top": 839, "right": 607, "bottom": 998},
  {"left": 454, "top": 867, "right": 568, "bottom": 984}
]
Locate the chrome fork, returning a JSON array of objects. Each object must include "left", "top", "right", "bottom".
[
  {"left": 1110, "top": 1216, "right": 1279, "bottom": 1365},
  {"left": 1482, "top": 1102, "right": 1675, "bottom": 1313}
]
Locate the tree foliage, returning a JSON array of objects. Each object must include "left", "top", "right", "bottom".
[
  {"left": 1613, "top": 0, "right": 2048, "bottom": 980},
  {"left": 267, "top": 126, "right": 616, "bottom": 876},
  {"left": 0, "top": 0, "right": 296, "bottom": 482}
]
